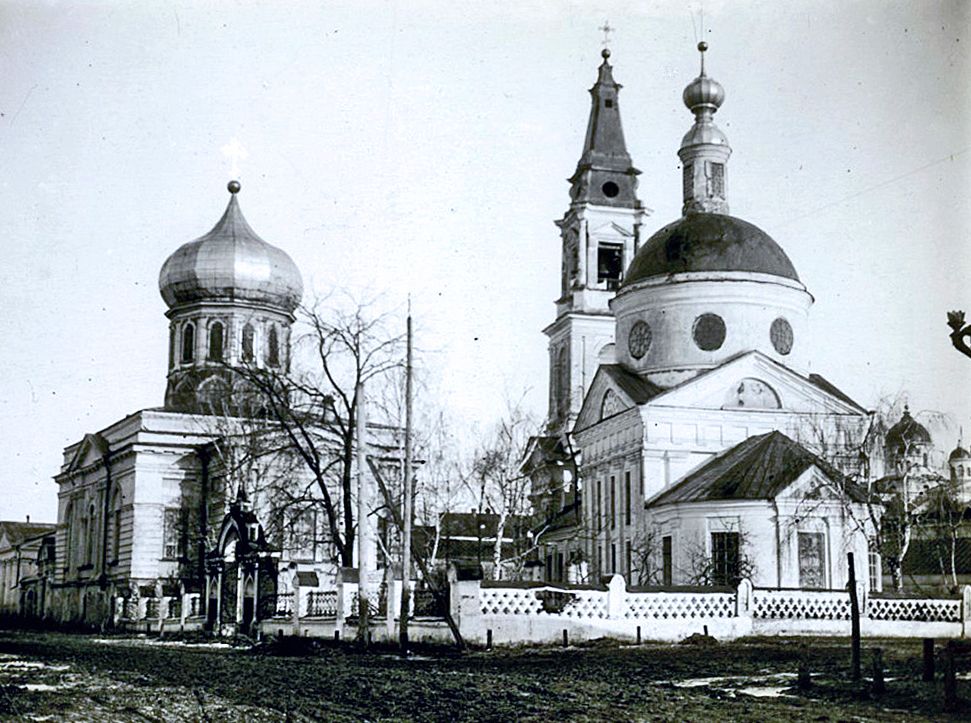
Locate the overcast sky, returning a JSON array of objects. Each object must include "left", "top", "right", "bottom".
[{"left": 0, "top": 0, "right": 968, "bottom": 523}]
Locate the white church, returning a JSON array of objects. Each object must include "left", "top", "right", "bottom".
[{"left": 526, "top": 43, "right": 877, "bottom": 593}]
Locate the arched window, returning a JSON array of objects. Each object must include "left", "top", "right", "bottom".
[
  {"left": 241, "top": 323, "right": 255, "bottom": 363},
  {"left": 208, "top": 321, "right": 224, "bottom": 362},
  {"left": 111, "top": 490, "right": 122, "bottom": 563},
  {"left": 64, "top": 502, "right": 74, "bottom": 570},
  {"left": 267, "top": 326, "right": 280, "bottom": 367},
  {"left": 86, "top": 504, "right": 96, "bottom": 564},
  {"left": 181, "top": 323, "right": 195, "bottom": 363}
]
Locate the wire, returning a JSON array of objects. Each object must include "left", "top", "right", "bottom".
[{"left": 776, "top": 147, "right": 970, "bottom": 228}]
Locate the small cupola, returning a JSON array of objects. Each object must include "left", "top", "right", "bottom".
[{"left": 678, "top": 42, "right": 731, "bottom": 216}]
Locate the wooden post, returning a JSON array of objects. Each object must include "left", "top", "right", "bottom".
[
  {"left": 798, "top": 643, "right": 812, "bottom": 691},
  {"left": 944, "top": 640, "right": 957, "bottom": 711},
  {"left": 399, "top": 309, "right": 414, "bottom": 655},
  {"left": 636, "top": 625, "right": 641, "bottom": 645},
  {"left": 848, "top": 552, "right": 861, "bottom": 681},
  {"left": 486, "top": 628, "right": 493, "bottom": 650},
  {"left": 356, "top": 382, "right": 371, "bottom": 648},
  {"left": 562, "top": 629, "right": 568, "bottom": 647},
  {"left": 923, "top": 638, "right": 935, "bottom": 682},
  {"left": 871, "top": 647, "right": 885, "bottom": 695}
]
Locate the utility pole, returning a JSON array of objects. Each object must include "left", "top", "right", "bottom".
[
  {"left": 356, "top": 381, "right": 371, "bottom": 647},
  {"left": 399, "top": 305, "right": 414, "bottom": 654}
]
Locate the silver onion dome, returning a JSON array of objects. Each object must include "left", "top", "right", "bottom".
[{"left": 159, "top": 182, "right": 303, "bottom": 313}]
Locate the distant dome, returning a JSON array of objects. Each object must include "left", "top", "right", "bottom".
[
  {"left": 885, "top": 407, "right": 932, "bottom": 452},
  {"left": 623, "top": 213, "right": 799, "bottom": 287},
  {"left": 949, "top": 445, "right": 971, "bottom": 462},
  {"left": 159, "top": 184, "right": 303, "bottom": 313}
]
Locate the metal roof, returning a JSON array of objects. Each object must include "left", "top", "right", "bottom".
[{"left": 647, "top": 431, "right": 859, "bottom": 506}]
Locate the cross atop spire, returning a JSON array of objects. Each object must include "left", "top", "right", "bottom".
[{"left": 599, "top": 20, "right": 614, "bottom": 49}]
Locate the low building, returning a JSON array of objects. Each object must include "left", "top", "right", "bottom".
[{"left": 0, "top": 521, "right": 56, "bottom": 616}]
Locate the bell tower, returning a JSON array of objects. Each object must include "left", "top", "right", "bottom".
[{"left": 544, "top": 48, "right": 649, "bottom": 436}]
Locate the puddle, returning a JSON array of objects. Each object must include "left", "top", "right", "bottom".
[{"left": 737, "top": 685, "right": 792, "bottom": 698}]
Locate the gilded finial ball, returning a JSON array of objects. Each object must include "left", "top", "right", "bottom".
[
  {"left": 227, "top": 180, "right": 241, "bottom": 194},
  {"left": 602, "top": 48, "right": 611, "bottom": 59},
  {"left": 698, "top": 41, "right": 708, "bottom": 52}
]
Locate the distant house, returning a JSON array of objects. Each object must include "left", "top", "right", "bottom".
[{"left": 0, "top": 520, "right": 56, "bottom": 616}]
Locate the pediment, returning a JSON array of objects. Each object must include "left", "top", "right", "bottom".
[
  {"left": 644, "top": 352, "right": 865, "bottom": 417},
  {"left": 67, "top": 433, "right": 110, "bottom": 473},
  {"left": 777, "top": 466, "right": 850, "bottom": 504},
  {"left": 574, "top": 367, "right": 642, "bottom": 432},
  {"left": 588, "top": 221, "right": 634, "bottom": 239}
]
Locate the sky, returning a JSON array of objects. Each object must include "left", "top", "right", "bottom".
[{"left": 0, "top": 0, "right": 968, "bottom": 523}]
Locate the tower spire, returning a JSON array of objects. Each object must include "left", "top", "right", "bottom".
[
  {"left": 567, "top": 47, "right": 641, "bottom": 207},
  {"left": 679, "top": 41, "right": 731, "bottom": 215}
]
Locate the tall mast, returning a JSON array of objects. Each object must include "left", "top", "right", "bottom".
[
  {"left": 356, "top": 381, "right": 371, "bottom": 646},
  {"left": 399, "top": 304, "right": 414, "bottom": 653}
]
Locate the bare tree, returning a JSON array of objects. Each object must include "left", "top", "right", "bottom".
[
  {"left": 227, "top": 293, "right": 406, "bottom": 567},
  {"left": 463, "top": 400, "right": 538, "bottom": 580},
  {"left": 679, "top": 523, "right": 758, "bottom": 588},
  {"left": 794, "top": 395, "right": 951, "bottom": 591},
  {"left": 916, "top": 482, "right": 965, "bottom": 592}
]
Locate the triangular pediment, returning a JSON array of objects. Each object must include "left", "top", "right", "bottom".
[
  {"left": 777, "top": 466, "right": 850, "bottom": 503},
  {"left": 588, "top": 221, "right": 634, "bottom": 239},
  {"left": 575, "top": 365, "right": 662, "bottom": 432},
  {"left": 67, "top": 433, "right": 110, "bottom": 473},
  {"left": 644, "top": 352, "right": 865, "bottom": 417}
]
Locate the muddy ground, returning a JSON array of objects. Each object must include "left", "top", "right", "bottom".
[{"left": 0, "top": 629, "right": 968, "bottom": 721}]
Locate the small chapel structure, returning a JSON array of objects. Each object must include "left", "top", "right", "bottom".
[{"left": 526, "top": 43, "right": 877, "bottom": 592}]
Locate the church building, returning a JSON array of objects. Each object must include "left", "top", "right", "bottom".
[
  {"left": 528, "top": 43, "right": 877, "bottom": 592},
  {"left": 49, "top": 182, "right": 383, "bottom": 631}
]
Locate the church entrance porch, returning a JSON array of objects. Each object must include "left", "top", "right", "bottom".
[{"left": 204, "top": 497, "right": 277, "bottom": 638}]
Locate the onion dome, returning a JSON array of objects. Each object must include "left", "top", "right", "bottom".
[
  {"left": 885, "top": 406, "right": 932, "bottom": 452},
  {"left": 622, "top": 213, "right": 800, "bottom": 286},
  {"left": 159, "top": 182, "right": 303, "bottom": 313},
  {"left": 683, "top": 46, "right": 725, "bottom": 113}
]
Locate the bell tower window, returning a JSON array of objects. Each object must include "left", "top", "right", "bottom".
[
  {"left": 597, "top": 243, "right": 624, "bottom": 289},
  {"left": 208, "top": 322, "right": 224, "bottom": 362},
  {"left": 181, "top": 323, "right": 195, "bottom": 363},
  {"left": 708, "top": 162, "right": 725, "bottom": 197},
  {"left": 241, "top": 323, "right": 255, "bottom": 363},
  {"left": 267, "top": 326, "right": 280, "bottom": 367}
]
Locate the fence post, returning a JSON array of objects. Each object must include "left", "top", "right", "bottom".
[
  {"left": 291, "top": 574, "right": 301, "bottom": 637},
  {"left": 736, "top": 578, "right": 754, "bottom": 635},
  {"left": 334, "top": 580, "right": 345, "bottom": 641},
  {"left": 447, "top": 564, "right": 483, "bottom": 644},
  {"left": 962, "top": 585, "right": 971, "bottom": 638},
  {"left": 606, "top": 574, "right": 626, "bottom": 619}
]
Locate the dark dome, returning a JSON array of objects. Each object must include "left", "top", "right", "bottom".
[
  {"left": 885, "top": 408, "right": 932, "bottom": 451},
  {"left": 949, "top": 445, "right": 970, "bottom": 462},
  {"left": 622, "top": 213, "right": 799, "bottom": 287},
  {"left": 159, "top": 188, "right": 303, "bottom": 313}
]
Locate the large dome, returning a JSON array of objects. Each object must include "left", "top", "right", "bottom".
[
  {"left": 623, "top": 213, "right": 799, "bottom": 287},
  {"left": 159, "top": 183, "right": 303, "bottom": 313}
]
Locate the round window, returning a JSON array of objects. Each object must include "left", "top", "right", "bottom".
[
  {"left": 627, "top": 320, "right": 652, "bottom": 359},
  {"left": 601, "top": 181, "right": 619, "bottom": 198},
  {"left": 771, "top": 317, "right": 794, "bottom": 355},
  {"left": 692, "top": 313, "right": 726, "bottom": 351}
]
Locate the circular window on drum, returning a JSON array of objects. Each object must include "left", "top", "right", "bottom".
[
  {"left": 692, "top": 313, "right": 726, "bottom": 351},
  {"left": 770, "top": 317, "right": 793, "bottom": 355},
  {"left": 627, "top": 320, "right": 652, "bottom": 359}
]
